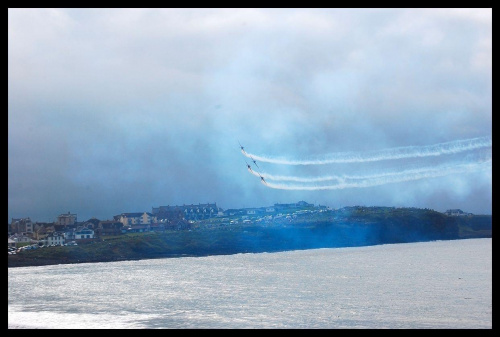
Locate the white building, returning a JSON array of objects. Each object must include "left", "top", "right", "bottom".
[
  {"left": 9, "top": 233, "right": 32, "bottom": 244},
  {"left": 75, "top": 228, "right": 94, "bottom": 240},
  {"left": 45, "top": 232, "right": 65, "bottom": 246}
]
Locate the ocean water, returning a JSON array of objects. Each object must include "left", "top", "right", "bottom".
[{"left": 8, "top": 238, "right": 492, "bottom": 329}]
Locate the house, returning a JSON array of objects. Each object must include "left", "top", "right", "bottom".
[
  {"left": 9, "top": 233, "right": 32, "bottom": 244},
  {"left": 10, "top": 218, "right": 33, "bottom": 234},
  {"left": 54, "top": 223, "right": 74, "bottom": 232},
  {"left": 56, "top": 212, "right": 77, "bottom": 226},
  {"left": 114, "top": 212, "right": 154, "bottom": 226},
  {"left": 126, "top": 224, "right": 150, "bottom": 233},
  {"left": 74, "top": 228, "right": 94, "bottom": 240},
  {"left": 63, "top": 228, "right": 76, "bottom": 241},
  {"left": 32, "top": 224, "right": 50, "bottom": 241},
  {"left": 8, "top": 238, "right": 16, "bottom": 248},
  {"left": 83, "top": 218, "right": 101, "bottom": 230},
  {"left": 444, "top": 209, "right": 470, "bottom": 216},
  {"left": 96, "top": 221, "right": 124, "bottom": 236},
  {"left": 44, "top": 232, "right": 65, "bottom": 246},
  {"left": 152, "top": 203, "right": 219, "bottom": 221},
  {"left": 153, "top": 207, "right": 184, "bottom": 223}
]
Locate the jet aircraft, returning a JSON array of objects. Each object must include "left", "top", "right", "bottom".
[
  {"left": 245, "top": 161, "right": 253, "bottom": 171},
  {"left": 258, "top": 174, "right": 267, "bottom": 185},
  {"left": 238, "top": 141, "right": 246, "bottom": 153},
  {"left": 249, "top": 156, "right": 259, "bottom": 169}
]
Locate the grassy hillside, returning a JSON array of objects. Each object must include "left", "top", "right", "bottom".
[{"left": 8, "top": 207, "right": 491, "bottom": 268}]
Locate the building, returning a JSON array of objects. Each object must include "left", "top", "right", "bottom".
[
  {"left": 153, "top": 207, "right": 184, "bottom": 224},
  {"left": 444, "top": 209, "right": 471, "bottom": 216},
  {"left": 32, "top": 223, "right": 51, "bottom": 241},
  {"left": 8, "top": 233, "right": 32, "bottom": 245},
  {"left": 274, "top": 201, "right": 314, "bottom": 210},
  {"left": 83, "top": 218, "right": 101, "bottom": 230},
  {"left": 152, "top": 203, "right": 220, "bottom": 221},
  {"left": 74, "top": 228, "right": 94, "bottom": 240},
  {"left": 126, "top": 224, "right": 151, "bottom": 233},
  {"left": 95, "top": 221, "right": 125, "bottom": 236},
  {"left": 114, "top": 212, "right": 154, "bottom": 226},
  {"left": 56, "top": 212, "right": 77, "bottom": 226},
  {"left": 63, "top": 228, "right": 76, "bottom": 241},
  {"left": 10, "top": 218, "right": 33, "bottom": 234},
  {"left": 44, "top": 232, "right": 65, "bottom": 246}
]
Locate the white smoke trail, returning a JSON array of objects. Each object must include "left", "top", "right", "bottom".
[
  {"left": 258, "top": 156, "right": 491, "bottom": 183},
  {"left": 248, "top": 168, "right": 260, "bottom": 178},
  {"left": 258, "top": 172, "right": 339, "bottom": 182},
  {"left": 261, "top": 159, "right": 491, "bottom": 190},
  {"left": 243, "top": 136, "right": 491, "bottom": 165}
]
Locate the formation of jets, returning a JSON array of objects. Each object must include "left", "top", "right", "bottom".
[{"left": 239, "top": 141, "right": 267, "bottom": 186}]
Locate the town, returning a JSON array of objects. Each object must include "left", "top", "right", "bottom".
[
  {"left": 8, "top": 201, "right": 318, "bottom": 252},
  {"left": 8, "top": 200, "right": 474, "bottom": 255}
]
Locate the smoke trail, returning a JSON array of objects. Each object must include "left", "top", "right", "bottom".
[
  {"left": 258, "top": 156, "right": 491, "bottom": 183},
  {"left": 248, "top": 168, "right": 261, "bottom": 178},
  {"left": 261, "top": 159, "right": 491, "bottom": 190},
  {"left": 243, "top": 136, "right": 492, "bottom": 165}
]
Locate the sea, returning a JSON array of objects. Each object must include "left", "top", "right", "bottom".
[{"left": 8, "top": 238, "right": 492, "bottom": 329}]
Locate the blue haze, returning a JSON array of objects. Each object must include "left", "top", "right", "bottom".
[{"left": 8, "top": 238, "right": 492, "bottom": 329}]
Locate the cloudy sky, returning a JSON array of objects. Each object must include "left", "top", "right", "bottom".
[{"left": 8, "top": 8, "right": 492, "bottom": 222}]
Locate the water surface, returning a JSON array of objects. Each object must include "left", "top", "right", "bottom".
[{"left": 8, "top": 238, "right": 492, "bottom": 329}]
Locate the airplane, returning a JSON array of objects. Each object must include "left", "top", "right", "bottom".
[
  {"left": 249, "top": 156, "right": 259, "bottom": 169},
  {"left": 238, "top": 141, "right": 245, "bottom": 153},
  {"left": 245, "top": 160, "right": 253, "bottom": 171},
  {"left": 258, "top": 173, "right": 267, "bottom": 185}
]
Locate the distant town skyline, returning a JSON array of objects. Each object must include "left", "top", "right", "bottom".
[{"left": 10, "top": 199, "right": 488, "bottom": 225}]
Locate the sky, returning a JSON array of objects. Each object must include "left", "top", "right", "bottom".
[{"left": 8, "top": 8, "right": 492, "bottom": 222}]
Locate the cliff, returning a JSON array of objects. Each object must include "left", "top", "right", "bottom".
[{"left": 8, "top": 207, "right": 491, "bottom": 268}]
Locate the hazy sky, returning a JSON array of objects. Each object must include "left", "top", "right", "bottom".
[{"left": 8, "top": 8, "right": 492, "bottom": 222}]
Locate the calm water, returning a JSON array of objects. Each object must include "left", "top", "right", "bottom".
[{"left": 8, "top": 238, "right": 492, "bottom": 329}]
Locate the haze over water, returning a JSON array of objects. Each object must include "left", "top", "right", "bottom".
[{"left": 8, "top": 238, "right": 492, "bottom": 329}]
